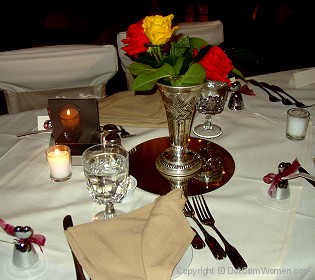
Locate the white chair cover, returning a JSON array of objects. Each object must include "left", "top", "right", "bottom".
[
  {"left": 0, "top": 44, "right": 118, "bottom": 113},
  {"left": 117, "top": 20, "right": 224, "bottom": 90}
]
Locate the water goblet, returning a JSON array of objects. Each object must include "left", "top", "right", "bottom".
[
  {"left": 194, "top": 146, "right": 223, "bottom": 183},
  {"left": 82, "top": 143, "right": 129, "bottom": 220},
  {"left": 193, "top": 80, "right": 229, "bottom": 138}
]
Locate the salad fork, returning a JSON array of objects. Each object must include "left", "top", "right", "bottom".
[
  {"left": 192, "top": 195, "right": 247, "bottom": 270},
  {"left": 183, "top": 199, "right": 226, "bottom": 260}
]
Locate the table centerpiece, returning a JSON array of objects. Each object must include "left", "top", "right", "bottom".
[{"left": 120, "top": 14, "right": 250, "bottom": 178}]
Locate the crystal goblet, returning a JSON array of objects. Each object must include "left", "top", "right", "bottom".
[
  {"left": 82, "top": 143, "right": 129, "bottom": 220},
  {"left": 193, "top": 80, "right": 228, "bottom": 138},
  {"left": 194, "top": 146, "right": 223, "bottom": 183}
]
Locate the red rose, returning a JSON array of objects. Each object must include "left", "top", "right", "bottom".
[
  {"left": 199, "top": 46, "right": 234, "bottom": 86},
  {"left": 121, "top": 19, "right": 150, "bottom": 58}
]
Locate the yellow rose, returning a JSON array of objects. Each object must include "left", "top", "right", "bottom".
[{"left": 142, "top": 14, "right": 179, "bottom": 45}]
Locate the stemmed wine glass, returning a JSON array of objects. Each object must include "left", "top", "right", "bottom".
[
  {"left": 193, "top": 80, "right": 229, "bottom": 138},
  {"left": 82, "top": 143, "right": 129, "bottom": 220}
]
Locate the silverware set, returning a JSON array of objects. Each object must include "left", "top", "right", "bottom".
[
  {"left": 184, "top": 194, "right": 247, "bottom": 270},
  {"left": 247, "top": 79, "right": 315, "bottom": 108},
  {"left": 183, "top": 199, "right": 226, "bottom": 259}
]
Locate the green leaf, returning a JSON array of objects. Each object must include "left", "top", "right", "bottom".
[
  {"left": 132, "top": 63, "right": 176, "bottom": 91},
  {"left": 129, "top": 63, "right": 157, "bottom": 76},
  {"left": 231, "top": 67, "right": 246, "bottom": 81},
  {"left": 173, "top": 57, "right": 185, "bottom": 75},
  {"left": 172, "top": 37, "right": 191, "bottom": 57},
  {"left": 193, "top": 45, "right": 212, "bottom": 61},
  {"left": 173, "top": 64, "right": 206, "bottom": 87},
  {"left": 189, "top": 37, "right": 209, "bottom": 49}
]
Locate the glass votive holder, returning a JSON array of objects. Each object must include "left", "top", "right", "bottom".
[
  {"left": 58, "top": 104, "right": 81, "bottom": 140},
  {"left": 45, "top": 145, "right": 72, "bottom": 182},
  {"left": 286, "top": 108, "right": 310, "bottom": 141}
]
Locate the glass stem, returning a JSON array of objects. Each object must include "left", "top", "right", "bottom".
[
  {"left": 203, "top": 114, "right": 213, "bottom": 130},
  {"left": 104, "top": 201, "right": 115, "bottom": 215}
]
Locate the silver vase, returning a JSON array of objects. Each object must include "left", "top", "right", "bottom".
[{"left": 155, "top": 83, "right": 204, "bottom": 178}]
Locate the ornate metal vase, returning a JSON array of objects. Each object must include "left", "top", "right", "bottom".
[{"left": 155, "top": 83, "right": 204, "bottom": 178}]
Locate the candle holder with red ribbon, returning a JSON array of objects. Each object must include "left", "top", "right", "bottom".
[{"left": 0, "top": 219, "right": 46, "bottom": 268}]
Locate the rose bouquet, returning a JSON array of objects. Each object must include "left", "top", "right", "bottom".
[{"left": 121, "top": 14, "right": 249, "bottom": 92}]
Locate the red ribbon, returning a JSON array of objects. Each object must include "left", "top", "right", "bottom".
[
  {"left": 0, "top": 219, "right": 46, "bottom": 252},
  {"left": 0, "top": 219, "right": 15, "bottom": 236},
  {"left": 240, "top": 84, "right": 256, "bottom": 96},
  {"left": 263, "top": 158, "right": 300, "bottom": 196}
]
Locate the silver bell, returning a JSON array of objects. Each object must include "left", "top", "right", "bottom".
[
  {"left": 12, "top": 242, "right": 39, "bottom": 268},
  {"left": 268, "top": 180, "right": 290, "bottom": 200}
]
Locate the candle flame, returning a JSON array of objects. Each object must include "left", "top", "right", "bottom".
[
  {"left": 66, "top": 109, "right": 71, "bottom": 116},
  {"left": 54, "top": 149, "right": 60, "bottom": 156}
]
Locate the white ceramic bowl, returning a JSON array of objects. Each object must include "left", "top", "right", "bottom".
[{"left": 124, "top": 175, "right": 137, "bottom": 202}]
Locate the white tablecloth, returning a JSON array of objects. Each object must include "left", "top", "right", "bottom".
[{"left": 0, "top": 68, "right": 314, "bottom": 280}]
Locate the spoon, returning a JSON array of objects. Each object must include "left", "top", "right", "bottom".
[
  {"left": 247, "top": 79, "right": 281, "bottom": 102},
  {"left": 259, "top": 82, "right": 295, "bottom": 105},
  {"left": 282, "top": 172, "right": 315, "bottom": 183},
  {"left": 298, "top": 167, "right": 315, "bottom": 188},
  {"left": 191, "top": 226, "right": 205, "bottom": 250}
]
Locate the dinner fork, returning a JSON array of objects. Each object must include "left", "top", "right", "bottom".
[
  {"left": 192, "top": 195, "right": 247, "bottom": 270},
  {"left": 119, "top": 126, "right": 136, "bottom": 138},
  {"left": 183, "top": 199, "right": 226, "bottom": 260}
]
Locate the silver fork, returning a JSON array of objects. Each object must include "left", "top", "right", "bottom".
[
  {"left": 119, "top": 126, "right": 136, "bottom": 138},
  {"left": 192, "top": 195, "right": 247, "bottom": 270},
  {"left": 183, "top": 199, "right": 226, "bottom": 260}
]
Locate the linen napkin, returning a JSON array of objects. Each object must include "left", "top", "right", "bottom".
[
  {"left": 98, "top": 90, "right": 167, "bottom": 128},
  {"left": 64, "top": 189, "right": 194, "bottom": 280}
]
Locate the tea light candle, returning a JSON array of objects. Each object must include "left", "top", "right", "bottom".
[
  {"left": 286, "top": 108, "right": 310, "bottom": 141},
  {"left": 58, "top": 104, "right": 81, "bottom": 138},
  {"left": 46, "top": 145, "right": 71, "bottom": 182}
]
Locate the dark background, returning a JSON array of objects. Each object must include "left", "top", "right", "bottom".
[{"left": 0, "top": 0, "right": 314, "bottom": 114}]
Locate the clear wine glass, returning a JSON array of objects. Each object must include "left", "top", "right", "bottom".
[
  {"left": 82, "top": 143, "right": 129, "bottom": 220},
  {"left": 193, "top": 80, "right": 229, "bottom": 138}
]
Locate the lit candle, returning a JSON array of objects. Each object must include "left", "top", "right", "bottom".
[
  {"left": 58, "top": 104, "right": 81, "bottom": 138},
  {"left": 46, "top": 145, "right": 71, "bottom": 182},
  {"left": 286, "top": 108, "right": 310, "bottom": 141}
]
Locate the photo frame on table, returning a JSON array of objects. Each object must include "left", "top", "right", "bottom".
[{"left": 48, "top": 98, "right": 101, "bottom": 156}]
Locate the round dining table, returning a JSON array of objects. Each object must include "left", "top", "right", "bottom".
[{"left": 0, "top": 68, "right": 314, "bottom": 280}]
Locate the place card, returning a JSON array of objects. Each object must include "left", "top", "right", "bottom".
[
  {"left": 289, "top": 68, "right": 315, "bottom": 88},
  {"left": 37, "top": 116, "right": 49, "bottom": 131}
]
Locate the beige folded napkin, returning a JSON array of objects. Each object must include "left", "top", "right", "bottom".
[
  {"left": 98, "top": 90, "right": 167, "bottom": 128},
  {"left": 64, "top": 189, "right": 194, "bottom": 280}
]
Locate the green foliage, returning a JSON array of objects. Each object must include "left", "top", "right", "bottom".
[{"left": 129, "top": 36, "right": 209, "bottom": 91}]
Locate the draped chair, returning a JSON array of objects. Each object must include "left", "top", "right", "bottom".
[
  {"left": 116, "top": 20, "right": 224, "bottom": 90},
  {"left": 0, "top": 44, "right": 118, "bottom": 113}
]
